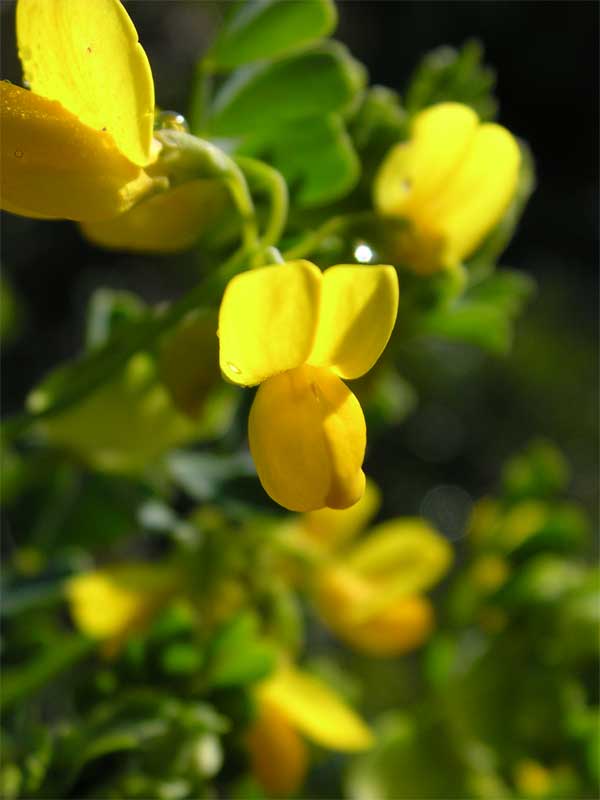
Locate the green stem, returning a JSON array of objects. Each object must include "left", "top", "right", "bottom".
[
  {"left": 234, "top": 156, "right": 289, "bottom": 264},
  {"left": 282, "top": 211, "right": 375, "bottom": 260}
]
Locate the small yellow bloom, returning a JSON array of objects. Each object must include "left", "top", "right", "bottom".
[
  {"left": 307, "top": 510, "right": 452, "bottom": 656},
  {"left": 513, "top": 759, "right": 552, "bottom": 798},
  {"left": 66, "top": 562, "right": 178, "bottom": 656},
  {"left": 246, "top": 663, "right": 372, "bottom": 796},
  {"left": 374, "top": 102, "right": 521, "bottom": 273},
  {"left": 218, "top": 261, "right": 399, "bottom": 512},
  {"left": 2, "top": 0, "right": 157, "bottom": 221}
]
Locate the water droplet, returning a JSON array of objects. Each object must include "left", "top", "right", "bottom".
[
  {"left": 227, "top": 362, "right": 241, "bottom": 375},
  {"left": 14, "top": 150, "right": 23, "bottom": 159},
  {"left": 310, "top": 382, "right": 321, "bottom": 401},
  {"left": 154, "top": 109, "right": 189, "bottom": 133}
]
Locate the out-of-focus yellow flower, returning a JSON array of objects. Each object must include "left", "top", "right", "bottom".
[
  {"left": 2, "top": 0, "right": 158, "bottom": 221},
  {"left": 314, "top": 518, "right": 452, "bottom": 656},
  {"left": 470, "top": 554, "right": 510, "bottom": 592},
  {"left": 31, "top": 353, "right": 216, "bottom": 473},
  {"left": 374, "top": 102, "right": 521, "bottom": 273},
  {"left": 66, "top": 562, "right": 178, "bottom": 656},
  {"left": 218, "top": 261, "right": 399, "bottom": 512},
  {"left": 246, "top": 663, "right": 372, "bottom": 796},
  {"left": 513, "top": 759, "right": 552, "bottom": 798}
]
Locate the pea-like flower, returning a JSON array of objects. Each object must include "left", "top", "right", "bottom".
[
  {"left": 1, "top": 0, "right": 158, "bottom": 221},
  {"left": 246, "top": 663, "right": 372, "bottom": 797},
  {"left": 285, "top": 480, "right": 453, "bottom": 656},
  {"left": 218, "top": 260, "right": 399, "bottom": 512},
  {"left": 374, "top": 102, "right": 521, "bottom": 273}
]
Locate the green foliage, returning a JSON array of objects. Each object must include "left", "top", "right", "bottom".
[
  {"left": 207, "top": 0, "right": 338, "bottom": 69},
  {"left": 405, "top": 40, "right": 497, "bottom": 120}
]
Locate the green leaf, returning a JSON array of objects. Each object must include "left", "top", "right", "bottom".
[
  {"left": 207, "top": 41, "right": 365, "bottom": 136},
  {"left": 208, "top": 0, "right": 337, "bottom": 69},
  {"left": 501, "top": 439, "right": 570, "bottom": 500},
  {"left": 349, "top": 85, "right": 407, "bottom": 179},
  {"left": 252, "top": 114, "right": 360, "bottom": 207},
  {"left": 167, "top": 450, "right": 255, "bottom": 502},
  {"left": 417, "top": 269, "right": 535, "bottom": 354},
  {"left": 1, "top": 634, "right": 94, "bottom": 710},
  {"left": 205, "top": 613, "right": 276, "bottom": 688},
  {"left": 405, "top": 40, "right": 497, "bottom": 120}
]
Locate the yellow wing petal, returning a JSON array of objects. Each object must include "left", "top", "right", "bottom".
[
  {"left": 308, "top": 265, "right": 399, "bottom": 380},
  {"left": 430, "top": 123, "right": 521, "bottom": 265},
  {"left": 17, "top": 0, "right": 154, "bottom": 166},
  {"left": 0, "top": 82, "right": 152, "bottom": 221},
  {"left": 218, "top": 261, "right": 322, "bottom": 386},
  {"left": 258, "top": 664, "right": 373, "bottom": 751},
  {"left": 248, "top": 366, "right": 366, "bottom": 512},
  {"left": 374, "top": 102, "right": 478, "bottom": 217},
  {"left": 80, "top": 179, "right": 229, "bottom": 253}
]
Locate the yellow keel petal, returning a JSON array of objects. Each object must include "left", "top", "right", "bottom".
[{"left": 248, "top": 366, "right": 366, "bottom": 512}]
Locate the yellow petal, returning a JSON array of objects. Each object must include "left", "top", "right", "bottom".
[
  {"left": 66, "top": 563, "right": 176, "bottom": 642},
  {"left": 374, "top": 102, "right": 478, "bottom": 218},
  {"left": 0, "top": 82, "right": 153, "bottom": 221},
  {"left": 300, "top": 477, "right": 381, "bottom": 551},
  {"left": 248, "top": 365, "right": 366, "bottom": 512},
  {"left": 246, "top": 700, "right": 308, "bottom": 797},
  {"left": 428, "top": 122, "right": 521, "bottom": 265},
  {"left": 308, "top": 265, "right": 399, "bottom": 380},
  {"left": 81, "top": 179, "right": 229, "bottom": 253},
  {"left": 17, "top": 0, "right": 154, "bottom": 166},
  {"left": 258, "top": 664, "right": 373, "bottom": 751},
  {"left": 218, "top": 261, "right": 322, "bottom": 386},
  {"left": 345, "top": 518, "right": 453, "bottom": 602}
]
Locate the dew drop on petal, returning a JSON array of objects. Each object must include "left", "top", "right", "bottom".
[
  {"left": 227, "top": 362, "right": 241, "bottom": 375},
  {"left": 154, "top": 109, "right": 189, "bottom": 133}
]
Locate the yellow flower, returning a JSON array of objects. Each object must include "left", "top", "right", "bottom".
[
  {"left": 374, "top": 102, "right": 521, "bottom": 273},
  {"left": 314, "top": 518, "right": 452, "bottom": 656},
  {"left": 284, "top": 482, "right": 452, "bottom": 656},
  {"left": 66, "top": 562, "right": 178, "bottom": 656},
  {"left": 246, "top": 663, "right": 372, "bottom": 796},
  {"left": 2, "top": 0, "right": 157, "bottom": 221},
  {"left": 218, "top": 261, "right": 399, "bottom": 512}
]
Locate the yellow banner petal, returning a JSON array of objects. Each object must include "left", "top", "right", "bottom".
[
  {"left": 218, "top": 261, "right": 322, "bottom": 387},
  {"left": 249, "top": 366, "right": 366, "bottom": 512},
  {"left": 258, "top": 664, "right": 373, "bottom": 751},
  {"left": 308, "top": 265, "right": 399, "bottom": 380},
  {"left": 17, "top": 0, "right": 154, "bottom": 166},
  {"left": 1, "top": 82, "right": 152, "bottom": 221},
  {"left": 81, "top": 179, "right": 229, "bottom": 253},
  {"left": 374, "top": 102, "right": 478, "bottom": 218}
]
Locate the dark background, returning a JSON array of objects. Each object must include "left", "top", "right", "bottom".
[{"left": 1, "top": 1, "right": 598, "bottom": 530}]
